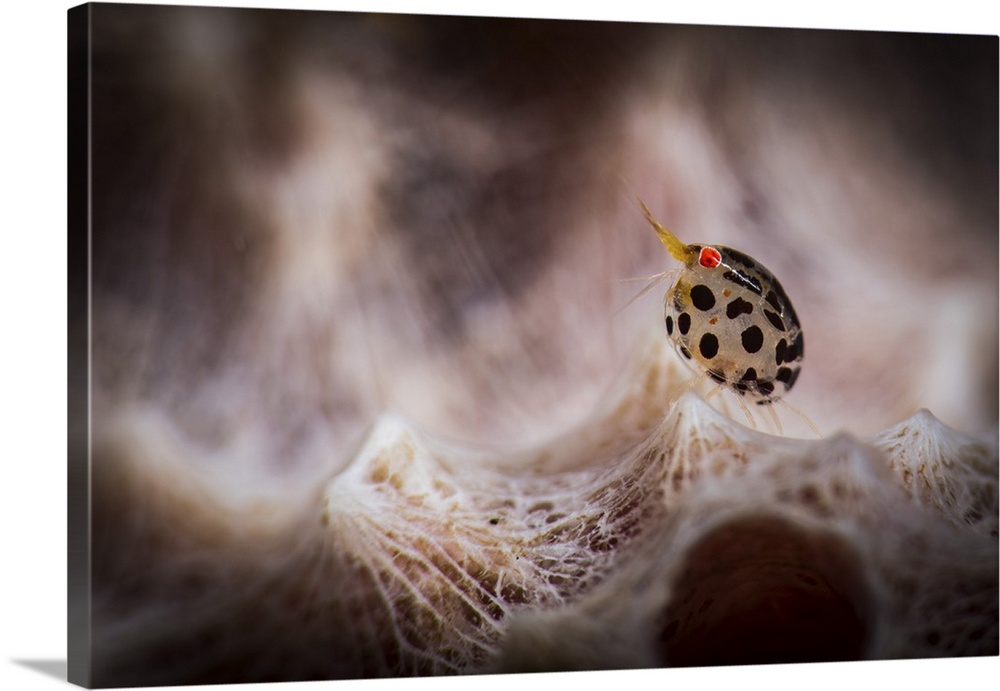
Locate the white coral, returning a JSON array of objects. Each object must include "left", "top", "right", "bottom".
[
  {"left": 91, "top": 329, "right": 998, "bottom": 684},
  {"left": 307, "top": 352, "right": 999, "bottom": 674}
]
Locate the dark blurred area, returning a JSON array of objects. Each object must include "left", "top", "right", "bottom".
[{"left": 85, "top": 7, "right": 997, "bottom": 460}]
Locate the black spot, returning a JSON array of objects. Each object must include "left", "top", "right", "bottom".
[
  {"left": 741, "top": 367, "right": 757, "bottom": 381},
  {"left": 665, "top": 315, "right": 674, "bottom": 335},
  {"left": 678, "top": 312, "right": 691, "bottom": 335},
  {"left": 765, "top": 289, "right": 781, "bottom": 311},
  {"left": 741, "top": 325, "right": 764, "bottom": 353},
  {"left": 707, "top": 369, "right": 726, "bottom": 384},
  {"left": 699, "top": 332, "right": 719, "bottom": 359},
  {"left": 679, "top": 345, "right": 692, "bottom": 359},
  {"left": 775, "top": 338, "right": 787, "bottom": 365},
  {"left": 756, "top": 380, "right": 775, "bottom": 397},
  {"left": 764, "top": 309, "right": 785, "bottom": 332},
  {"left": 793, "top": 332, "right": 804, "bottom": 359},
  {"left": 723, "top": 269, "right": 763, "bottom": 296},
  {"left": 786, "top": 368, "right": 800, "bottom": 389},
  {"left": 690, "top": 284, "right": 716, "bottom": 311},
  {"left": 777, "top": 367, "right": 801, "bottom": 390},
  {"left": 784, "top": 332, "right": 802, "bottom": 363},
  {"left": 724, "top": 248, "right": 757, "bottom": 270},
  {"left": 726, "top": 297, "right": 753, "bottom": 319},
  {"left": 770, "top": 279, "right": 801, "bottom": 328},
  {"left": 784, "top": 342, "right": 797, "bottom": 362}
]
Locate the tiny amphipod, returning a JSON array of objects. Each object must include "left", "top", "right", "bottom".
[{"left": 639, "top": 200, "right": 807, "bottom": 420}]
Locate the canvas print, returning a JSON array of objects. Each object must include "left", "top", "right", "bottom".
[{"left": 68, "top": 2, "right": 999, "bottom": 687}]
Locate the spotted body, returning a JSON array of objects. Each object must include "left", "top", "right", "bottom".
[{"left": 642, "top": 202, "right": 803, "bottom": 405}]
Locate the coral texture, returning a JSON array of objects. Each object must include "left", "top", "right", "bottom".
[{"left": 91, "top": 335, "right": 998, "bottom": 684}]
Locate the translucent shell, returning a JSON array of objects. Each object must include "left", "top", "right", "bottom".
[{"left": 664, "top": 245, "right": 803, "bottom": 404}]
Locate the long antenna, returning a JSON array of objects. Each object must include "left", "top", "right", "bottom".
[{"left": 638, "top": 198, "right": 697, "bottom": 265}]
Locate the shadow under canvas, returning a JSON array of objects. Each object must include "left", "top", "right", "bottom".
[{"left": 13, "top": 659, "right": 68, "bottom": 682}]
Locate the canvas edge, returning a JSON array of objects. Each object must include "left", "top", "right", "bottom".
[{"left": 67, "top": 3, "right": 92, "bottom": 688}]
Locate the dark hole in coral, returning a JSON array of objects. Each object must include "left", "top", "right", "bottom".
[{"left": 659, "top": 516, "right": 871, "bottom": 667}]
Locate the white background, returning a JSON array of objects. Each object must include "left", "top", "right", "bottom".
[{"left": 1, "top": 1, "right": 997, "bottom": 690}]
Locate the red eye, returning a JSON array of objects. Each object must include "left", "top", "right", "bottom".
[{"left": 699, "top": 246, "right": 722, "bottom": 268}]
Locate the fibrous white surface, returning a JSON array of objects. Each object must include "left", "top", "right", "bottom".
[
  {"left": 92, "top": 335, "right": 998, "bottom": 683},
  {"left": 313, "top": 340, "right": 999, "bottom": 674}
]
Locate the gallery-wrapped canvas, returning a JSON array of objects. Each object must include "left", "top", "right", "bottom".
[{"left": 68, "top": 2, "right": 999, "bottom": 688}]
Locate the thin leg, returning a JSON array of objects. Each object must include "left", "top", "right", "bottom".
[
  {"left": 776, "top": 398, "right": 822, "bottom": 438},
  {"left": 760, "top": 400, "right": 783, "bottom": 435},
  {"left": 725, "top": 386, "right": 758, "bottom": 430},
  {"left": 615, "top": 269, "right": 678, "bottom": 315},
  {"left": 666, "top": 371, "right": 703, "bottom": 408},
  {"left": 708, "top": 381, "right": 756, "bottom": 430}
]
